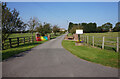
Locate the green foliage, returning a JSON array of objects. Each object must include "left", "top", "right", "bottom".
[
  {"left": 86, "top": 23, "right": 97, "bottom": 33},
  {"left": 68, "top": 22, "right": 119, "bottom": 33},
  {"left": 43, "top": 23, "right": 52, "bottom": 35},
  {"left": 68, "top": 22, "right": 73, "bottom": 32},
  {"left": 68, "top": 22, "right": 97, "bottom": 34},
  {"left": 2, "top": 2, "right": 26, "bottom": 43},
  {"left": 53, "top": 25, "right": 60, "bottom": 36},
  {"left": 113, "top": 22, "right": 120, "bottom": 32},
  {"left": 81, "top": 23, "right": 87, "bottom": 32},
  {"left": 36, "top": 24, "right": 43, "bottom": 35},
  {"left": 35, "top": 23, "right": 52, "bottom": 36},
  {"left": 62, "top": 40, "right": 119, "bottom": 68},
  {"left": 96, "top": 26, "right": 103, "bottom": 32},
  {"left": 70, "top": 24, "right": 83, "bottom": 34},
  {"left": 101, "top": 22, "right": 113, "bottom": 32}
]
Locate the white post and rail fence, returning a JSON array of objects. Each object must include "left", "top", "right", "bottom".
[{"left": 80, "top": 35, "right": 120, "bottom": 52}]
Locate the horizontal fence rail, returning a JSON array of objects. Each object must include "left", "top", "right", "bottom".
[
  {"left": 2, "top": 36, "right": 35, "bottom": 50},
  {"left": 80, "top": 35, "right": 120, "bottom": 52}
]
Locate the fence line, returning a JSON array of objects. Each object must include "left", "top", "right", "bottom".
[
  {"left": 81, "top": 35, "right": 120, "bottom": 52},
  {"left": 2, "top": 33, "right": 56, "bottom": 50},
  {"left": 2, "top": 36, "right": 35, "bottom": 50}
]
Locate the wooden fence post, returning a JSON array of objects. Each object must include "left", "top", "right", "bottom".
[
  {"left": 9, "top": 38, "right": 12, "bottom": 48},
  {"left": 87, "top": 36, "right": 89, "bottom": 44},
  {"left": 29, "top": 37, "right": 30, "bottom": 43},
  {"left": 86, "top": 36, "right": 87, "bottom": 43},
  {"left": 93, "top": 36, "right": 94, "bottom": 47},
  {"left": 32, "top": 36, "right": 34, "bottom": 43},
  {"left": 117, "top": 37, "right": 119, "bottom": 52},
  {"left": 83, "top": 36, "right": 84, "bottom": 41},
  {"left": 2, "top": 43, "right": 4, "bottom": 50},
  {"left": 84, "top": 36, "right": 86, "bottom": 43},
  {"left": 82, "top": 36, "right": 85, "bottom": 41},
  {"left": 17, "top": 37, "right": 19, "bottom": 46},
  {"left": 24, "top": 37, "right": 25, "bottom": 44},
  {"left": 102, "top": 36, "right": 105, "bottom": 49}
]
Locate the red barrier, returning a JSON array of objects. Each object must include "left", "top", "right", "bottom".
[
  {"left": 36, "top": 34, "right": 41, "bottom": 41},
  {"left": 36, "top": 37, "right": 42, "bottom": 41}
]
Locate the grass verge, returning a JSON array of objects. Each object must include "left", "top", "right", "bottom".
[
  {"left": 2, "top": 41, "right": 47, "bottom": 60},
  {"left": 62, "top": 40, "right": 119, "bottom": 68}
]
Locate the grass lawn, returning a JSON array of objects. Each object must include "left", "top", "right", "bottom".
[{"left": 62, "top": 40, "right": 119, "bottom": 68}]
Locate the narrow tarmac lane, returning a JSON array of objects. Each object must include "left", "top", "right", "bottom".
[{"left": 3, "top": 34, "right": 118, "bottom": 77}]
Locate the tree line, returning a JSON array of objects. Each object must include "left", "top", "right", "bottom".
[
  {"left": 2, "top": 2, "right": 65, "bottom": 43},
  {"left": 68, "top": 22, "right": 120, "bottom": 34}
]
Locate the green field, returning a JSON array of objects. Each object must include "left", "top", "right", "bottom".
[
  {"left": 62, "top": 40, "right": 119, "bottom": 68},
  {"left": 83, "top": 32, "right": 119, "bottom": 37},
  {"left": 68, "top": 32, "right": 119, "bottom": 52},
  {"left": 68, "top": 32, "right": 119, "bottom": 38},
  {"left": 8, "top": 32, "right": 61, "bottom": 38},
  {"left": 9, "top": 33, "right": 36, "bottom": 38}
]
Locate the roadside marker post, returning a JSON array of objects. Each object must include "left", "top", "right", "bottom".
[
  {"left": 76, "top": 29, "right": 83, "bottom": 42},
  {"left": 102, "top": 36, "right": 105, "bottom": 49},
  {"left": 117, "top": 37, "right": 119, "bottom": 52}
]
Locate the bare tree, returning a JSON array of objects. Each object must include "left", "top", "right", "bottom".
[{"left": 27, "top": 17, "right": 39, "bottom": 37}]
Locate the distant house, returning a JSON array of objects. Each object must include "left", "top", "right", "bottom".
[{"left": 60, "top": 28, "right": 66, "bottom": 31}]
